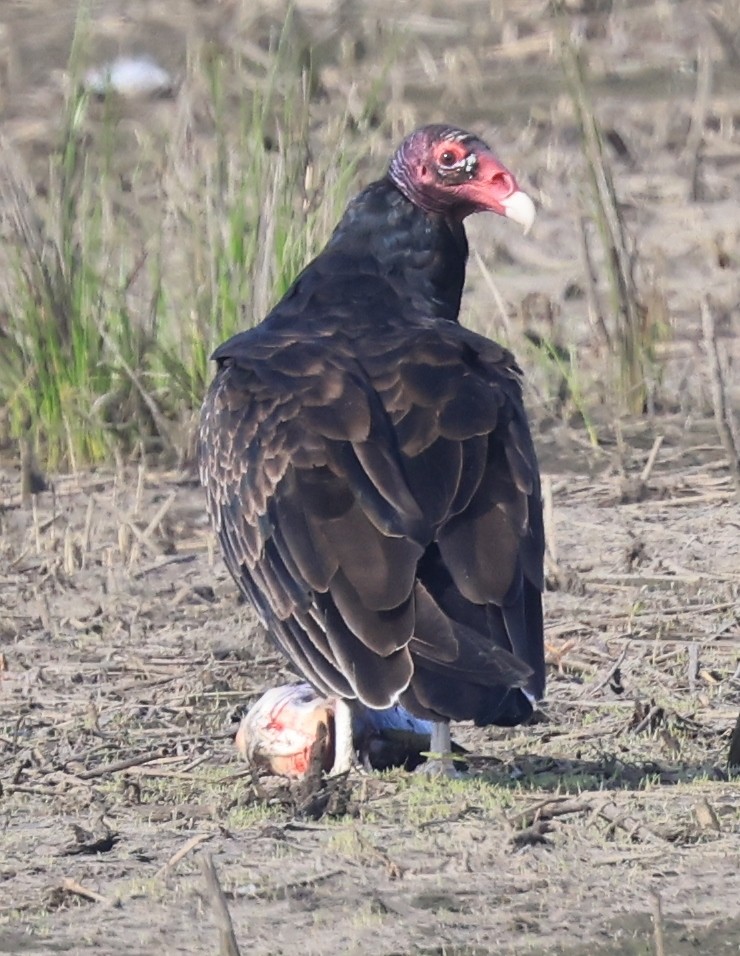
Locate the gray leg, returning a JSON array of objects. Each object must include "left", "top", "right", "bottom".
[
  {"left": 431, "top": 720, "right": 452, "bottom": 757},
  {"left": 418, "top": 720, "right": 460, "bottom": 777}
]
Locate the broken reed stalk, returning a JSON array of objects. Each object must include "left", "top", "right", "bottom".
[
  {"left": 681, "top": 43, "right": 712, "bottom": 201},
  {"left": 728, "top": 710, "right": 740, "bottom": 769},
  {"left": 61, "top": 877, "right": 114, "bottom": 906},
  {"left": 157, "top": 833, "right": 213, "bottom": 878},
  {"left": 560, "top": 35, "right": 648, "bottom": 414},
  {"left": 651, "top": 891, "right": 667, "bottom": 956},
  {"left": 700, "top": 298, "right": 740, "bottom": 505},
  {"left": 200, "top": 853, "right": 242, "bottom": 956},
  {"left": 577, "top": 213, "right": 610, "bottom": 349}
]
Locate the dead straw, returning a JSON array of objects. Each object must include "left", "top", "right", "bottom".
[
  {"left": 157, "top": 833, "right": 213, "bottom": 878},
  {"left": 681, "top": 43, "right": 712, "bottom": 201},
  {"left": 200, "top": 853, "right": 243, "bottom": 956},
  {"left": 700, "top": 297, "right": 740, "bottom": 505},
  {"left": 60, "top": 877, "right": 116, "bottom": 907},
  {"left": 651, "top": 890, "right": 667, "bottom": 956}
]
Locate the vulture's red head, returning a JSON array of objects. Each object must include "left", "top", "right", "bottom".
[{"left": 388, "top": 124, "right": 535, "bottom": 231}]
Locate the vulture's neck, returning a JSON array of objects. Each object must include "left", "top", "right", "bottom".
[{"left": 325, "top": 179, "right": 468, "bottom": 323}]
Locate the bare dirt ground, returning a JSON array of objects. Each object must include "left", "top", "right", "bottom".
[{"left": 1, "top": 1, "right": 740, "bottom": 954}]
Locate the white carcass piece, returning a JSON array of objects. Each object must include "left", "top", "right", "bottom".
[{"left": 235, "top": 683, "right": 439, "bottom": 778}]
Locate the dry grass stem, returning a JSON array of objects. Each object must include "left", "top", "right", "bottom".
[
  {"left": 472, "top": 248, "right": 514, "bottom": 341},
  {"left": 681, "top": 44, "right": 713, "bottom": 201},
  {"left": 651, "top": 890, "right": 667, "bottom": 956},
  {"left": 639, "top": 435, "right": 664, "bottom": 484},
  {"left": 73, "top": 748, "right": 169, "bottom": 780},
  {"left": 60, "top": 878, "right": 115, "bottom": 907},
  {"left": 700, "top": 298, "right": 740, "bottom": 504},
  {"left": 157, "top": 833, "right": 214, "bottom": 878},
  {"left": 200, "top": 853, "right": 243, "bottom": 956},
  {"left": 577, "top": 213, "right": 610, "bottom": 348},
  {"left": 561, "top": 34, "right": 650, "bottom": 413}
]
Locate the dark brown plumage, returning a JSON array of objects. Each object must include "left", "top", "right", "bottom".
[{"left": 200, "top": 124, "right": 544, "bottom": 772}]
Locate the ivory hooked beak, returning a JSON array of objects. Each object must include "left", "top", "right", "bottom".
[{"left": 501, "top": 190, "right": 536, "bottom": 236}]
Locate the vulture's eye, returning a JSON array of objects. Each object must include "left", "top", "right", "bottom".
[{"left": 439, "top": 150, "right": 458, "bottom": 167}]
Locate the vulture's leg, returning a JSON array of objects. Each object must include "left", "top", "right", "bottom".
[
  {"left": 329, "top": 698, "right": 355, "bottom": 775},
  {"left": 431, "top": 720, "right": 452, "bottom": 765},
  {"left": 418, "top": 720, "right": 460, "bottom": 777}
]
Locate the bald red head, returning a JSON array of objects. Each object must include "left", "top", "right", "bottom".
[{"left": 388, "top": 124, "right": 535, "bottom": 231}]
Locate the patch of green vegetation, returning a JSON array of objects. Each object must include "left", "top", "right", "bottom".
[
  {"left": 325, "top": 827, "right": 363, "bottom": 857},
  {"left": 0, "top": 7, "right": 375, "bottom": 469},
  {"left": 384, "top": 772, "right": 517, "bottom": 824},
  {"left": 224, "top": 801, "right": 288, "bottom": 830},
  {"left": 560, "top": 35, "right": 671, "bottom": 417},
  {"left": 119, "top": 876, "right": 169, "bottom": 903},
  {"left": 525, "top": 338, "right": 599, "bottom": 446},
  {"left": 349, "top": 899, "right": 386, "bottom": 930}
]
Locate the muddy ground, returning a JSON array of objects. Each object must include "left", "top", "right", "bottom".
[{"left": 1, "top": 1, "right": 740, "bottom": 954}]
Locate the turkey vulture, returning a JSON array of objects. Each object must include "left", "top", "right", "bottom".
[{"left": 200, "top": 124, "right": 544, "bottom": 774}]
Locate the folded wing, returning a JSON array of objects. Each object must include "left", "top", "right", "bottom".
[{"left": 199, "top": 316, "right": 544, "bottom": 723}]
